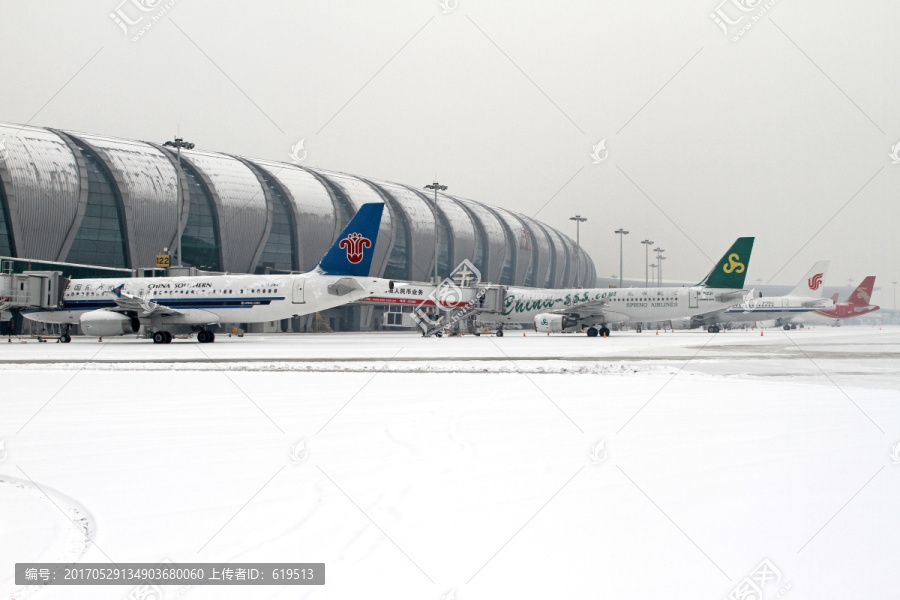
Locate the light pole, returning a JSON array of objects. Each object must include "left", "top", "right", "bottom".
[
  {"left": 641, "top": 239, "right": 654, "bottom": 287},
  {"left": 570, "top": 215, "right": 587, "bottom": 287},
  {"left": 893, "top": 281, "right": 897, "bottom": 311},
  {"left": 163, "top": 137, "right": 195, "bottom": 267},
  {"left": 424, "top": 181, "right": 447, "bottom": 285},
  {"left": 654, "top": 247, "right": 665, "bottom": 285},
  {"left": 614, "top": 228, "right": 629, "bottom": 288},
  {"left": 649, "top": 263, "right": 657, "bottom": 284}
]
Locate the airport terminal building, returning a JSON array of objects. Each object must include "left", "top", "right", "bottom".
[{"left": 0, "top": 122, "right": 596, "bottom": 332}]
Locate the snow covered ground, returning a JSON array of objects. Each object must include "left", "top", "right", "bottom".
[{"left": 2, "top": 327, "right": 899, "bottom": 599}]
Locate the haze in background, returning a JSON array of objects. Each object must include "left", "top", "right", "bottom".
[{"left": 1, "top": 0, "right": 897, "bottom": 304}]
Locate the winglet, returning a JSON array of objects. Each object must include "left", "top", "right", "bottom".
[
  {"left": 697, "top": 237, "right": 754, "bottom": 289},
  {"left": 315, "top": 203, "right": 384, "bottom": 276}
]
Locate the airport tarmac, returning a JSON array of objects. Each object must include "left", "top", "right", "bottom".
[{"left": 2, "top": 327, "right": 898, "bottom": 599}]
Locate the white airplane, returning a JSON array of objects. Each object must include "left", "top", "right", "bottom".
[
  {"left": 23, "top": 203, "right": 391, "bottom": 343},
  {"left": 485, "top": 237, "right": 757, "bottom": 336},
  {"left": 702, "top": 261, "right": 833, "bottom": 330}
]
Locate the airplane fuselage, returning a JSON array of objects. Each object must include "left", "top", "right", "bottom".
[
  {"left": 716, "top": 294, "right": 833, "bottom": 324},
  {"left": 492, "top": 285, "right": 748, "bottom": 326},
  {"left": 23, "top": 272, "right": 385, "bottom": 328}
]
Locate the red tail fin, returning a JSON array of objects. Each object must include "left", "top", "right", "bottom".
[{"left": 848, "top": 276, "right": 875, "bottom": 306}]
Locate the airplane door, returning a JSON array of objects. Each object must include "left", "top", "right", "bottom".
[
  {"left": 689, "top": 289, "right": 698, "bottom": 308},
  {"left": 292, "top": 279, "right": 305, "bottom": 304}
]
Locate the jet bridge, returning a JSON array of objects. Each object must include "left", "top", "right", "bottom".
[
  {"left": 0, "top": 263, "right": 68, "bottom": 321},
  {"left": 361, "top": 278, "right": 508, "bottom": 334}
]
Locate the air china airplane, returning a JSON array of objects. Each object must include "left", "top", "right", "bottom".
[
  {"left": 23, "top": 203, "right": 390, "bottom": 344},
  {"left": 703, "top": 261, "right": 834, "bottom": 330},
  {"left": 487, "top": 237, "right": 756, "bottom": 337}
]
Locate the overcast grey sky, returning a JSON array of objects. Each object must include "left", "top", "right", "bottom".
[{"left": 1, "top": 0, "right": 898, "bottom": 304}]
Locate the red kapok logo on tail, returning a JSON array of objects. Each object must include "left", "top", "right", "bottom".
[
  {"left": 808, "top": 273, "right": 823, "bottom": 290},
  {"left": 339, "top": 232, "right": 372, "bottom": 264}
]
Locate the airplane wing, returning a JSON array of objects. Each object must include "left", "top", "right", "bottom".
[
  {"left": 107, "top": 290, "right": 183, "bottom": 317},
  {"left": 540, "top": 297, "right": 629, "bottom": 324}
]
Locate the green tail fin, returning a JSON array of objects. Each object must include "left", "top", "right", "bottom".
[{"left": 697, "top": 237, "right": 754, "bottom": 289}]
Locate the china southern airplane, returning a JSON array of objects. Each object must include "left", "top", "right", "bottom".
[
  {"left": 23, "top": 203, "right": 390, "bottom": 344},
  {"left": 696, "top": 261, "right": 833, "bottom": 331},
  {"left": 485, "top": 237, "right": 756, "bottom": 336}
]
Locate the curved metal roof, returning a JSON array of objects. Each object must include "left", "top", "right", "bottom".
[
  {"left": 368, "top": 180, "right": 437, "bottom": 282},
  {"left": 541, "top": 224, "right": 570, "bottom": 288},
  {"left": 0, "top": 124, "right": 82, "bottom": 261},
  {"left": 245, "top": 160, "right": 339, "bottom": 271},
  {"left": 177, "top": 150, "right": 268, "bottom": 273},
  {"left": 517, "top": 213, "right": 552, "bottom": 288},
  {"left": 487, "top": 205, "right": 531, "bottom": 285},
  {"left": 433, "top": 192, "right": 476, "bottom": 271},
  {"left": 63, "top": 132, "right": 178, "bottom": 269},
  {"left": 453, "top": 198, "right": 507, "bottom": 284},
  {"left": 316, "top": 170, "right": 395, "bottom": 278},
  {"left": 0, "top": 122, "right": 598, "bottom": 289}
]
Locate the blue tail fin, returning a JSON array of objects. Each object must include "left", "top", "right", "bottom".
[{"left": 315, "top": 203, "right": 384, "bottom": 276}]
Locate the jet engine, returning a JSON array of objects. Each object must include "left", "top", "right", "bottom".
[
  {"left": 80, "top": 310, "right": 140, "bottom": 337},
  {"left": 533, "top": 313, "right": 578, "bottom": 333}
]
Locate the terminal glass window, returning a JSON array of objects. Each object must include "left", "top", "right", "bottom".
[
  {"left": 383, "top": 204, "right": 410, "bottom": 280},
  {"left": 472, "top": 226, "right": 486, "bottom": 279},
  {"left": 66, "top": 149, "right": 128, "bottom": 268},
  {"left": 499, "top": 250, "right": 514, "bottom": 285},
  {"left": 0, "top": 183, "right": 12, "bottom": 256},
  {"left": 256, "top": 181, "right": 297, "bottom": 273},
  {"left": 436, "top": 212, "right": 452, "bottom": 278},
  {"left": 560, "top": 241, "right": 572, "bottom": 287},
  {"left": 181, "top": 165, "right": 221, "bottom": 272},
  {"left": 543, "top": 242, "right": 556, "bottom": 288}
]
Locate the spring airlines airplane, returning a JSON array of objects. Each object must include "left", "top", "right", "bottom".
[
  {"left": 489, "top": 237, "right": 756, "bottom": 336},
  {"left": 23, "top": 203, "right": 391, "bottom": 344}
]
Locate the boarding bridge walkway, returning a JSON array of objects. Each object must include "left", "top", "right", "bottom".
[{"left": 0, "top": 264, "right": 67, "bottom": 322}]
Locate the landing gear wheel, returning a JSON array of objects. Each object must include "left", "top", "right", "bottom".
[
  {"left": 163, "top": 331, "right": 173, "bottom": 344},
  {"left": 435, "top": 331, "right": 443, "bottom": 338},
  {"left": 636, "top": 326, "right": 642, "bottom": 333},
  {"left": 587, "top": 327, "right": 598, "bottom": 337},
  {"left": 599, "top": 326, "right": 611, "bottom": 338},
  {"left": 783, "top": 324, "right": 791, "bottom": 330},
  {"left": 153, "top": 331, "right": 166, "bottom": 344},
  {"left": 208, "top": 331, "right": 215, "bottom": 342},
  {"left": 198, "top": 330, "right": 211, "bottom": 343},
  {"left": 496, "top": 329, "right": 503, "bottom": 337},
  {"left": 59, "top": 333, "right": 71, "bottom": 343},
  {"left": 790, "top": 324, "right": 797, "bottom": 330},
  {"left": 708, "top": 325, "right": 721, "bottom": 333}
]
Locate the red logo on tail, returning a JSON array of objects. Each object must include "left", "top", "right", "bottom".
[
  {"left": 339, "top": 233, "right": 372, "bottom": 264},
  {"left": 808, "top": 273, "right": 823, "bottom": 290}
]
